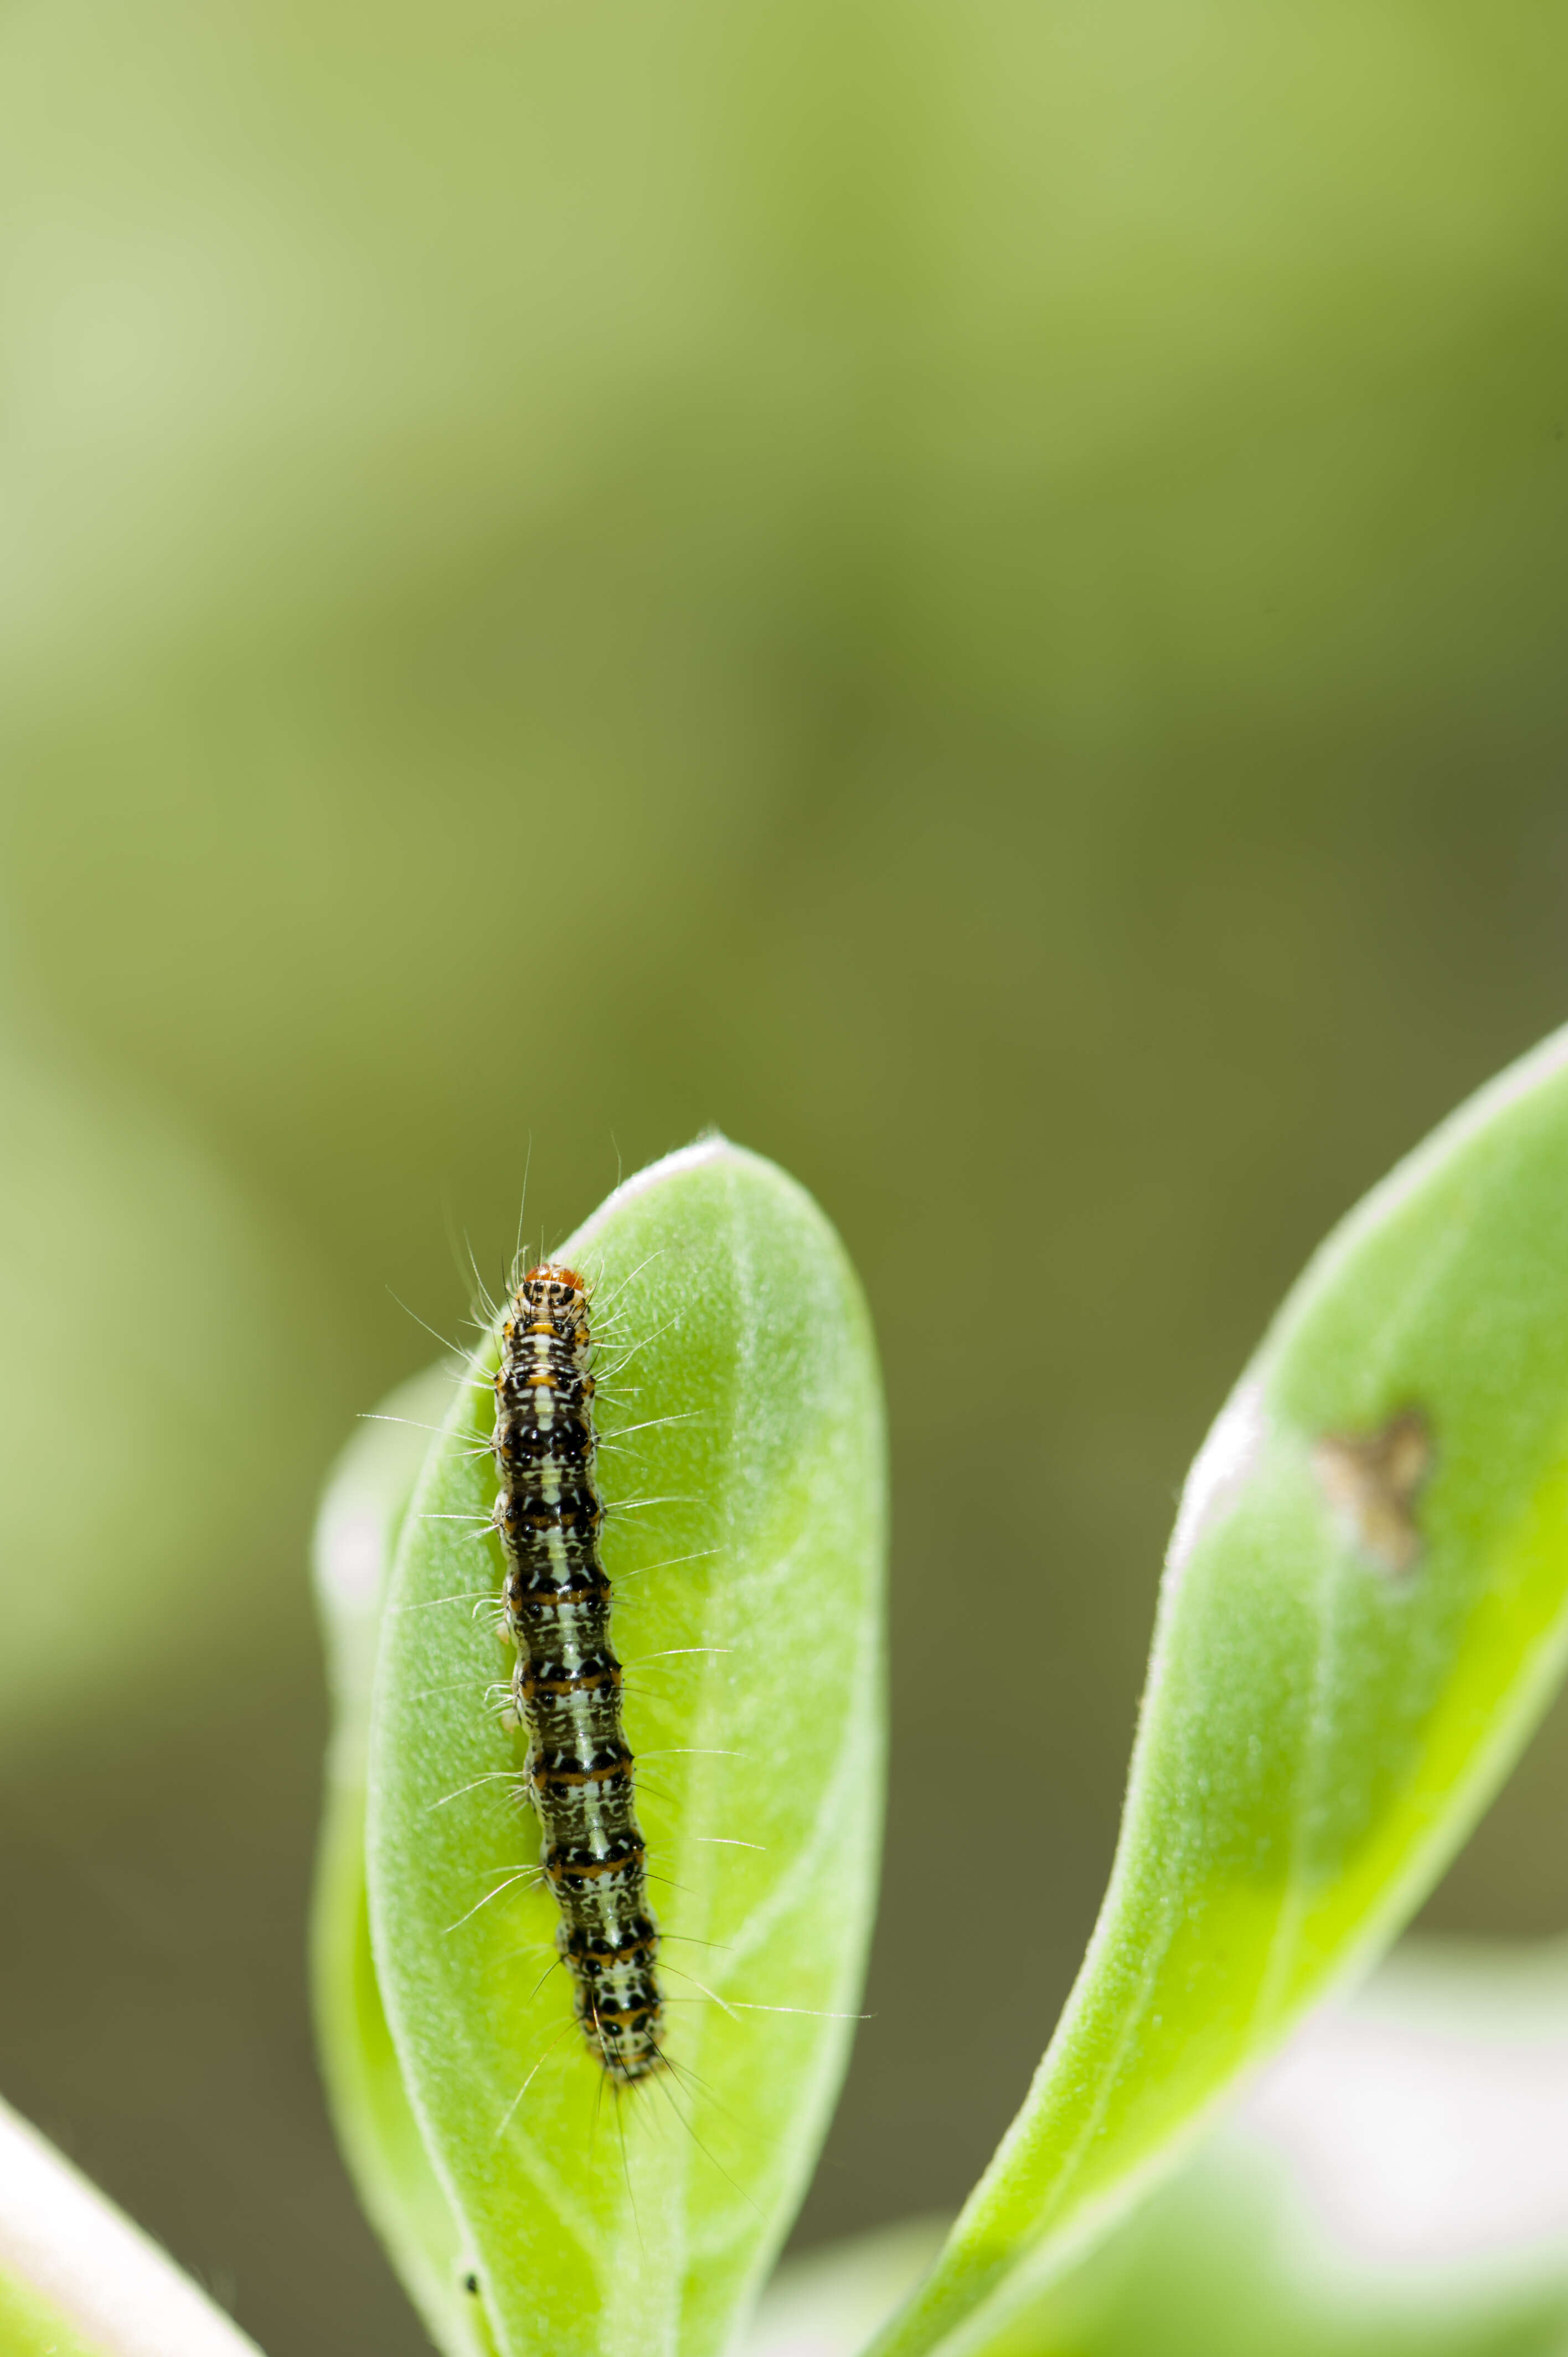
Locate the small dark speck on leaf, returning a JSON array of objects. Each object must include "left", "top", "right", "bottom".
[{"left": 1312, "top": 1407, "right": 1432, "bottom": 1576}]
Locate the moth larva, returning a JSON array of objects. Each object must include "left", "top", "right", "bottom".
[{"left": 492, "top": 1263, "right": 664, "bottom": 2082}]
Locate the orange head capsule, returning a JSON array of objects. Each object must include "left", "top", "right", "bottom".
[{"left": 525, "top": 1261, "right": 585, "bottom": 1291}]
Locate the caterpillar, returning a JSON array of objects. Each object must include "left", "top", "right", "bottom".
[{"left": 491, "top": 1260, "right": 665, "bottom": 2083}]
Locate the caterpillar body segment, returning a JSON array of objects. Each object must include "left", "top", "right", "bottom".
[{"left": 492, "top": 1263, "right": 664, "bottom": 2083}]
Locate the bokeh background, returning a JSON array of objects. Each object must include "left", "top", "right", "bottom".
[{"left": 2, "top": 0, "right": 1568, "bottom": 2349}]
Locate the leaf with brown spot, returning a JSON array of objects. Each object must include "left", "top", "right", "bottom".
[
  {"left": 870, "top": 1025, "right": 1568, "bottom": 2357},
  {"left": 1312, "top": 1408, "right": 1432, "bottom": 1575}
]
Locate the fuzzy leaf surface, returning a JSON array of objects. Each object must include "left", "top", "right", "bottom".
[
  {"left": 872, "top": 1026, "right": 1568, "bottom": 2357},
  {"left": 312, "top": 1368, "right": 495, "bottom": 2357},
  {"left": 367, "top": 1140, "right": 886, "bottom": 2357}
]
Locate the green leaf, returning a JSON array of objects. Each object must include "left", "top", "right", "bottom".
[
  {"left": 754, "top": 1941, "right": 1568, "bottom": 2357},
  {"left": 312, "top": 1367, "right": 499, "bottom": 2357},
  {"left": 979, "top": 1937, "right": 1568, "bottom": 2357},
  {"left": 1009, "top": 1934, "right": 1568, "bottom": 2357},
  {"left": 363, "top": 1139, "right": 886, "bottom": 2357},
  {"left": 869, "top": 1025, "right": 1568, "bottom": 2357}
]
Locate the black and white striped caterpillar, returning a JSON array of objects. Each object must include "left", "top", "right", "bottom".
[{"left": 491, "top": 1262, "right": 664, "bottom": 2083}]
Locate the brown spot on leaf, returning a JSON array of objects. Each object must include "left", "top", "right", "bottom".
[{"left": 1312, "top": 1407, "right": 1432, "bottom": 1576}]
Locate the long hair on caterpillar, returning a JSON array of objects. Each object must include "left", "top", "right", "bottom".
[
  {"left": 360, "top": 1139, "right": 884, "bottom": 2357},
  {"left": 439, "top": 1247, "right": 846, "bottom": 2082},
  {"left": 399, "top": 1233, "right": 786, "bottom": 2114}
]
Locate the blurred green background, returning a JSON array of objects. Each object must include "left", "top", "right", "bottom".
[{"left": 3, "top": 0, "right": 1568, "bottom": 2348}]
